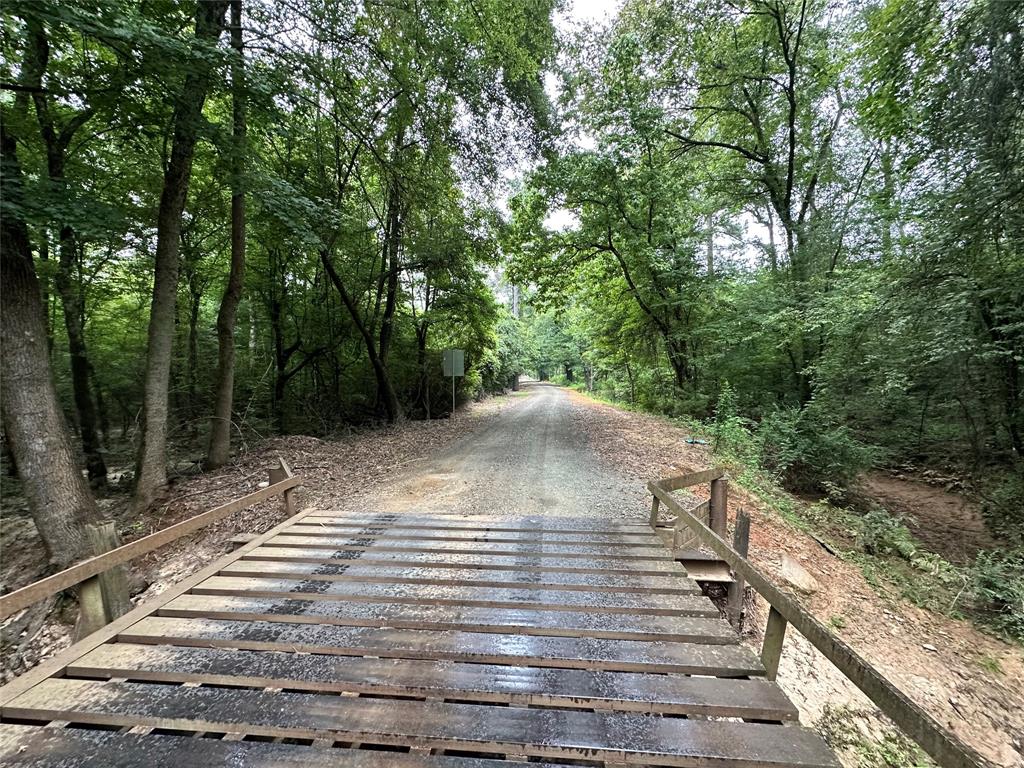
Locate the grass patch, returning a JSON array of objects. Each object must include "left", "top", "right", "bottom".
[
  {"left": 977, "top": 654, "right": 1003, "bottom": 676},
  {"left": 828, "top": 614, "right": 847, "bottom": 631},
  {"left": 817, "top": 704, "right": 935, "bottom": 767}
]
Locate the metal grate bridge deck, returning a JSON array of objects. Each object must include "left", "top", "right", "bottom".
[{"left": 1, "top": 508, "right": 838, "bottom": 767}]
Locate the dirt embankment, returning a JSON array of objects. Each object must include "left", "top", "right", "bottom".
[
  {"left": 565, "top": 388, "right": 1023, "bottom": 768},
  {"left": 861, "top": 471, "right": 995, "bottom": 563}
]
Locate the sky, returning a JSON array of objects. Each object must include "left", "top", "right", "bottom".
[{"left": 560, "top": 0, "right": 622, "bottom": 24}]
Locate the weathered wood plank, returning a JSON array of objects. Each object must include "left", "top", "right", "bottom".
[
  {"left": 265, "top": 535, "right": 674, "bottom": 559},
  {"left": 0, "top": 502, "right": 316, "bottom": 708},
  {"left": 119, "top": 616, "right": 764, "bottom": 675},
  {"left": 220, "top": 559, "right": 702, "bottom": 594},
  {"left": 657, "top": 468, "right": 725, "bottom": 492},
  {"left": 243, "top": 546, "right": 683, "bottom": 574},
  {"left": 5, "top": 679, "right": 839, "bottom": 767},
  {"left": 189, "top": 576, "right": 717, "bottom": 616},
  {"left": 67, "top": 643, "right": 797, "bottom": 719},
  {"left": 159, "top": 594, "right": 738, "bottom": 643},
  {"left": 287, "top": 523, "right": 660, "bottom": 545},
  {"left": 0, "top": 723, "right": 564, "bottom": 767}
]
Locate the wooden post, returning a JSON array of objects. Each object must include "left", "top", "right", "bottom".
[
  {"left": 727, "top": 509, "right": 750, "bottom": 630},
  {"left": 273, "top": 455, "right": 296, "bottom": 515},
  {"left": 709, "top": 476, "right": 728, "bottom": 539},
  {"left": 648, "top": 495, "right": 660, "bottom": 527},
  {"left": 73, "top": 577, "right": 107, "bottom": 640},
  {"left": 85, "top": 520, "right": 132, "bottom": 621},
  {"left": 761, "top": 605, "right": 788, "bottom": 681}
]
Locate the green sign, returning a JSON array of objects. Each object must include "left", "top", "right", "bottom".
[{"left": 442, "top": 349, "right": 465, "bottom": 377}]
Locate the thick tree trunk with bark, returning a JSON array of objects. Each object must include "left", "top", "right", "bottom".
[
  {"left": 206, "top": 0, "right": 247, "bottom": 469},
  {"left": 1, "top": 122, "right": 100, "bottom": 567},
  {"left": 133, "top": 1, "right": 228, "bottom": 512}
]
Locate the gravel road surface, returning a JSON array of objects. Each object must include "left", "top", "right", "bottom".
[{"left": 352, "top": 382, "right": 647, "bottom": 520}]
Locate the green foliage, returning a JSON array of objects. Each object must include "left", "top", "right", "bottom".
[
  {"left": 969, "top": 549, "right": 1024, "bottom": 642},
  {"left": 704, "top": 385, "right": 876, "bottom": 497},
  {"left": 503, "top": 0, "right": 1022, "bottom": 549},
  {"left": 817, "top": 704, "right": 934, "bottom": 768},
  {"left": 852, "top": 506, "right": 1023, "bottom": 642},
  {"left": 2, "top": 0, "right": 559, "bottom": 449},
  {"left": 981, "top": 470, "right": 1024, "bottom": 546}
]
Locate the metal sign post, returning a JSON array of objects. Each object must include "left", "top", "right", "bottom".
[{"left": 442, "top": 349, "right": 464, "bottom": 414}]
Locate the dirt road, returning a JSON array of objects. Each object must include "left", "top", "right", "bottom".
[{"left": 350, "top": 382, "right": 647, "bottom": 520}]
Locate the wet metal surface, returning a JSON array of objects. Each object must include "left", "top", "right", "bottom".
[
  {"left": 1, "top": 501, "right": 837, "bottom": 767},
  {"left": 119, "top": 616, "right": 766, "bottom": 675},
  {"left": 189, "top": 576, "right": 717, "bottom": 616},
  {"left": 160, "top": 593, "right": 736, "bottom": 643},
  {"left": 0, "top": 724, "right": 566, "bottom": 767},
  {"left": 6, "top": 679, "right": 838, "bottom": 766},
  {"left": 221, "top": 558, "right": 702, "bottom": 594},
  {"left": 67, "top": 643, "right": 798, "bottom": 718}
]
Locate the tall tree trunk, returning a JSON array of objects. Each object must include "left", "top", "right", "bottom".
[
  {"left": 320, "top": 249, "right": 402, "bottom": 423},
  {"left": 415, "top": 321, "right": 430, "bottom": 419},
  {"left": 186, "top": 271, "right": 202, "bottom": 426},
  {"left": 880, "top": 143, "right": 896, "bottom": 262},
  {"left": 54, "top": 227, "right": 108, "bottom": 487},
  {"left": 705, "top": 211, "right": 714, "bottom": 278},
  {"left": 206, "top": 0, "right": 247, "bottom": 469},
  {"left": 133, "top": 1, "right": 228, "bottom": 512},
  {"left": 39, "top": 229, "right": 52, "bottom": 352},
  {"left": 24, "top": 18, "right": 107, "bottom": 487},
  {"left": 1, "top": 120, "right": 99, "bottom": 567},
  {"left": 377, "top": 180, "right": 403, "bottom": 370}
]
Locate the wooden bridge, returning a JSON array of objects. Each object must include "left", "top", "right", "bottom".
[{"left": 0, "top": 463, "right": 987, "bottom": 767}]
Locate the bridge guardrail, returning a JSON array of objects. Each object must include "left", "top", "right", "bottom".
[
  {"left": 0, "top": 456, "right": 300, "bottom": 636},
  {"left": 649, "top": 469, "right": 990, "bottom": 768}
]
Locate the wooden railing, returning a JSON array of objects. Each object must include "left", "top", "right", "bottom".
[
  {"left": 649, "top": 469, "right": 990, "bottom": 768},
  {"left": 0, "top": 457, "right": 300, "bottom": 635}
]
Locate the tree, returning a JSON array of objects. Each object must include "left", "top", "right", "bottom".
[
  {"left": 18, "top": 12, "right": 114, "bottom": 487},
  {"left": 206, "top": 0, "right": 247, "bottom": 468},
  {"left": 1, "top": 117, "right": 100, "bottom": 567},
  {"left": 133, "top": 0, "right": 229, "bottom": 512}
]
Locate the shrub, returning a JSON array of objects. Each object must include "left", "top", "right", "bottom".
[
  {"left": 710, "top": 383, "right": 758, "bottom": 464},
  {"left": 755, "top": 406, "right": 877, "bottom": 496},
  {"left": 969, "top": 548, "right": 1024, "bottom": 642},
  {"left": 981, "top": 469, "right": 1024, "bottom": 546},
  {"left": 857, "top": 507, "right": 918, "bottom": 559}
]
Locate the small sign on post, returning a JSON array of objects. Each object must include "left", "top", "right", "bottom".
[{"left": 442, "top": 348, "right": 464, "bottom": 414}]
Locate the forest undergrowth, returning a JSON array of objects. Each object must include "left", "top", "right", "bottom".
[{"left": 570, "top": 381, "right": 1024, "bottom": 645}]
